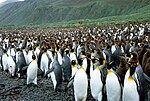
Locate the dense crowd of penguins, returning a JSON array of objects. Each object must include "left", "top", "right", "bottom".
[{"left": 0, "top": 23, "right": 150, "bottom": 101}]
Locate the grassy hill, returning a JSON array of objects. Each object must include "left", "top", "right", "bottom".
[{"left": 0, "top": 0, "right": 149, "bottom": 26}]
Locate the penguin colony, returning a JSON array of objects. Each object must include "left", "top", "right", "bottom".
[{"left": 0, "top": 23, "right": 150, "bottom": 101}]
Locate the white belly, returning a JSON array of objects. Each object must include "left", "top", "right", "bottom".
[
  {"left": 40, "top": 54, "right": 49, "bottom": 74},
  {"left": 106, "top": 72, "right": 121, "bottom": 101},
  {"left": 7, "top": 56, "right": 16, "bottom": 76},
  {"left": 123, "top": 80, "right": 139, "bottom": 101},
  {"left": 27, "top": 51, "right": 32, "bottom": 64},
  {"left": 70, "top": 53, "right": 77, "bottom": 61},
  {"left": 27, "top": 62, "right": 38, "bottom": 80},
  {"left": 73, "top": 69, "right": 88, "bottom": 101},
  {"left": 2, "top": 55, "right": 8, "bottom": 70},
  {"left": 71, "top": 67, "right": 78, "bottom": 77},
  {"left": 90, "top": 69, "right": 103, "bottom": 100}
]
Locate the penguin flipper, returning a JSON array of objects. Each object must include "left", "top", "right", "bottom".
[
  {"left": 45, "top": 67, "right": 54, "bottom": 77},
  {"left": 66, "top": 78, "right": 74, "bottom": 88},
  {"left": 21, "top": 66, "right": 28, "bottom": 71},
  {"left": 65, "top": 76, "right": 75, "bottom": 91}
]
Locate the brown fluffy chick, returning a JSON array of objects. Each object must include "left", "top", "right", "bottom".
[
  {"left": 116, "top": 56, "right": 128, "bottom": 85},
  {"left": 138, "top": 44, "right": 148, "bottom": 66},
  {"left": 142, "top": 50, "right": 150, "bottom": 76}
]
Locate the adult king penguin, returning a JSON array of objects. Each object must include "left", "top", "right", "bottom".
[
  {"left": 62, "top": 51, "right": 72, "bottom": 82},
  {"left": 123, "top": 52, "right": 142, "bottom": 101},
  {"left": 46, "top": 52, "right": 62, "bottom": 91},
  {"left": 90, "top": 58, "right": 105, "bottom": 101},
  {"left": 2, "top": 49, "right": 8, "bottom": 71},
  {"left": 105, "top": 61, "right": 122, "bottom": 101},
  {"left": 73, "top": 55, "right": 88, "bottom": 101},
  {"left": 27, "top": 55, "right": 38, "bottom": 86},
  {"left": 16, "top": 48, "right": 27, "bottom": 78},
  {"left": 7, "top": 54, "right": 16, "bottom": 77}
]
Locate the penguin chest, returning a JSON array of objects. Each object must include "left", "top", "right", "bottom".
[
  {"left": 111, "top": 45, "right": 116, "bottom": 54},
  {"left": 90, "top": 69, "right": 103, "bottom": 100},
  {"left": 73, "top": 69, "right": 88, "bottom": 99},
  {"left": 123, "top": 79, "right": 139, "bottom": 101},
  {"left": 2, "top": 54, "right": 8, "bottom": 70},
  {"left": 27, "top": 51, "right": 33, "bottom": 64},
  {"left": 71, "top": 66, "right": 78, "bottom": 77},
  {"left": 106, "top": 71, "right": 121, "bottom": 101},
  {"left": 7, "top": 56, "right": 16, "bottom": 75},
  {"left": 10, "top": 49, "right": 15, "bottom": 57},
  {"left": 27, "top": 62, "right": 38, "bottom": 80},
  {"left": 40, "top": 54, "right": 49, "bottom": 70},
  {"left": 70, "top": 53, "right": 77, "bottom": 61},
  {"left": 82, "top": 58, "right": 87, "bottom": 71},
  {"left": 57, "top": 53, "right": 62, "bottom": 65},
  {"left": 23, "top": 50, "right": 27, "bottom": 63},
  {"left": 35, "top": 47, "right": 40, "bottom": 57}
]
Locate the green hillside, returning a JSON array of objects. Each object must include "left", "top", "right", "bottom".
[{"left": 0, "top": 0, "right": 149, "bottom": 26}]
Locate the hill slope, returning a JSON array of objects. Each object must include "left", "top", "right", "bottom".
[{"left": 0, "top": 0, "right": 149, "bottom": 25}]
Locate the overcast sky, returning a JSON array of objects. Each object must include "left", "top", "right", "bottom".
[{"left": 0, "top": 0, "right": 24, "bottom": 4}]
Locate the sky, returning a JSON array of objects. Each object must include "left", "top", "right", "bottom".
[{"left": 0, "top": 0, "right": 24, "bottom": 4}]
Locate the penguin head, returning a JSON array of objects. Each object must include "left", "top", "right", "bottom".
[
  {"left": 32, "top": 55, "right": 36, "bottom": 60},
  {"left": 92, "top": 48, "right": 97, "bottom": 53},
  {"left": 91, "top": 58, "right": 99, "bottom": 64},
  {"left": 71, "top": 60, "right": 77, "bottom": 66},
  {"left": 106, "top": 61, "right": 113, "bottom": 70},
  {"left": 3, "top": 49, "right": 7, "bottom": 53},
  {"left": 71, "top": 49, "right": 75, "bottom": 53},
  {"left": 128, "top": 52, "right": 139, "bottom": 77},
  {"left": 78, "top": 54, "right": 85, "bottom": 66}
]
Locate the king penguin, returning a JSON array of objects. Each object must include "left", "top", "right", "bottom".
[
  {"left": 105, "top": 61, "right": 122, "bottom": 101},
  {"left": 62, "top": 51, "right": 72, "bottom": 82},
  {"left": 40, "top": 48, "right": 49, "bottom": 76},
  {"left": 46, "top": 52, "right": 62, "bottom": 91},
  {"left": 7, "top": 54, "right": 16, "bottom": 77},
  {"left": 27, "top": 55, "right": 38, "bottom": 85},
  {"left": 73, "top": 55, "right": 88, "bottom": 101},
  {"left": 90, "top": 58, "right": 105, "bottom": 101},
  {"left": 2, "top": 49, "right": 8, "bottom": 71},
  {"left": 71, "top": 60, "right": 78, "bottom": 78},
  {"left": 70, "top": 49, "right": 77, "bottom": 62},
  {"left": 123, "top": 53, "right": 140, "bottom": 101},
  {"left": 16, "top": 48, "right": 27, "bottom": 78}
]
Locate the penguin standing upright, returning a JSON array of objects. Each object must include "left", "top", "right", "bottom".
[
  {"left": 123, "top": 53, "right": 140, "bottom": 101},
  {"left": 40, "top": 48, "right": 49, "bottom": 76},
  {"left": 105, "top": 61, "right": 122, "bottom": 101},
  {"left": 90, "top": 58, "right": 105, "bottom": 101},
  {"left": 16, "top": 48, "right": 27, "bottom": 77},
  {"left": 7, "top": 54, "right": 16, "bottom": 77},
  {"left": 70, "top": 49, "right": 77, "bottom": 62},
  {"left": 27, "top": 55, "right": 38, "bottom": 85},
  {"left": 71, "top": 60, "right": 78, "bottom": 77},
  {"left": 73, "top": 55, "right": 88, "bottom": 101},
  {"left": 46, "top": 52, "right": 62, "bottom": 91},
  {"left": 27, "top": 45, "right": 34, "bottom": 65},
  {"left": 62, "top": 52, "right": 72, "bottom": 82},
  {"left": 0, "top": 43, "right": 3, "bottom": 70},
  {"left": 2, "top": 49, "right": 8, "bottom": 71}
]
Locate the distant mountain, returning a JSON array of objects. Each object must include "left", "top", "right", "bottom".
[{"left": 0, "top": 0, "right": 149, "bottom": 25}]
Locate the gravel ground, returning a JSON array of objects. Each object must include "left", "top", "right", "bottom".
[
  {"left": 0, "top": 70, "right": 149, "bottom": 101},
  {"left": 0, "top": 70, "right": 95, "bottom": 101}
]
